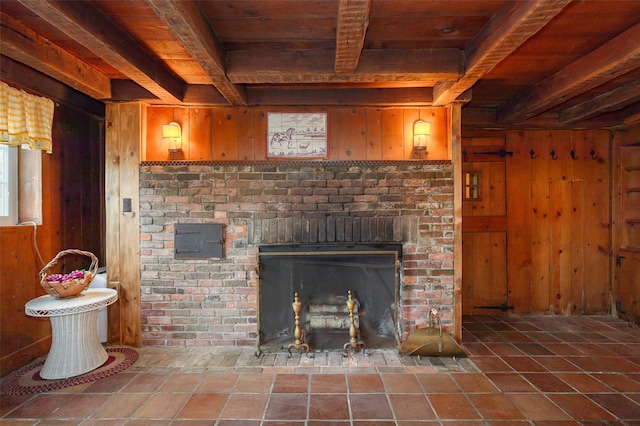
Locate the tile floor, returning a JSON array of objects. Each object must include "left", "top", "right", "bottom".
[{"left": 2, "top": 315, "right": 640, "bottom": 425}]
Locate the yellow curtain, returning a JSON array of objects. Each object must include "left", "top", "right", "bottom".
[{"left": 0, "top": 81, "right": 55, "bottom": 153}]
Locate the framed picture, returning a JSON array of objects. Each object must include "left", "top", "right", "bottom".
[{"left": 267, "top": 112, "right": 327, "bottom": 158}]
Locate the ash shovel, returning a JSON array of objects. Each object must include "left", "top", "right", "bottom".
[{"left": 400, "top": 309, "right": 466, "bottom": 358}]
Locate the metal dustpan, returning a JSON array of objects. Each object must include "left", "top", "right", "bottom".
[{"left": 400, "top": 309, "right": 466, "bottom": 358}]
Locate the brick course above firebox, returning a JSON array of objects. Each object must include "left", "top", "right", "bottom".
[{"left": 139, "top": 161, "right": 454, "bottom": 347}]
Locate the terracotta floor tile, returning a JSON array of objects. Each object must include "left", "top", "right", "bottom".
[
  {"left": 497, "top": 332, "right": 534, "bottom": 343},
  {"left": 308, "top": 394, "right": 349, "bottom": 420},
  {"left": 388, "top": 393, "right": 436, "bottom": 420},
  {"left": 349, "top": 393, "right": 393, "bottom": 420},
  {"left": 122, "top": 373, "right": 169, "bottom": 393},
  {"left": 547, "top": 393, "right": 615, "bottom": 421},
  {"left": 502, "top": 356, "right": 548, "bottom": 373},
  {"left": 540, "top": 343, "right": 586, "bottom": 356},
  {"left": 264, "top": 393, "right": 308, "bottom": 420},
  {"left": 91, "top": 393, "right": 150, "bottom": 419},
  {"left": 452, "top": 373, "right": 499, "bottom": 393},
  {"left": 271, "top": 373, "right": 309, "bottom": 393},
  {"left": 220, "top": 393, "right": 268, "bottom": 419},
  {"left": 159, "top": 373, "right": 203, "bottom": 392},
  {"left": 520, "top": 372, "right": 574, "bottom": 393},
  {"left": 521, "top": 332, "right": 562, "bottom": 343},
  {"left": 533, "top": 356, "right": 581, "bottom": 372},
  {"left": 485, "top": 373, "right": 537, "bottom": 393},
  {"left": 0, "top": 394, "right": 34, "bottom": 417},
  {"left": 587, "top": 393, "right": 640, "bottom": 420},
  {"left": 592, "top": 373, "right": 640, "bottom": 392},
  {"left": 134, "top": 393, "right": 189, "bottom": 418},
  {"left": 44, "top": 393, "right": 111, "bottom": 419},
  {"left": 380, "top": 373, "right": 423, "bottom": 393},
  {"left": 196, "top": 373, "right": 238, "bottom": 393},
  {"left": 483, "top": 342, "right": 524, "bottom": 356},
  {"left": 462, "top": 342, "right": 493, "bottom": 355},
  {"left": 4, "top": 394, "right": 70, "bottom": 419},
  {"left": 470, "top": 356, "right": 514, "bottom": 372},
  {"left": 176, "top": 393, "right": 227, "bottom": 419},
  {"left": 415, "top": 373, "right": 461, "bottom": 393},
  {"left": 428, "top": 393, "right": 481, "bottom": 419},
  {"left": 82, "top": 372, "right": 136, "bottom": 393},
  {"left": 347, "top": 374, "right": 385, "bottom": 393},
  {"left": 506, "top": 393, "right": 571, "bottom": 421},
  {"left": 467, "top": 393, "right": 525, "bottom": 420},
  {"left": 310, "top": 374, "right": 347, "bottom": 393},
  {"left": 126, "top": 420, "right": 171, "bottom": 426},
  {"left": 565, "top": 356, "right": 618, "bottom": 373},
  {"left": 234, "top": 373, "right": 274, "bottom": 393},
  {"left": 554, "top": 373, "right": 614, "bottom": 393},
  {"left": 216, "top": 421, "right": 262, "bottom": 426}
]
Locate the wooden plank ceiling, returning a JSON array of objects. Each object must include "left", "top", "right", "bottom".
[{"left": 1, "top": 0, "right": 639, "bottom": 129}]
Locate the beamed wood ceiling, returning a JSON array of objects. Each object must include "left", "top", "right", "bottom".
[{"left": 1, "top": 0, "right": 639, "bottom": 129}]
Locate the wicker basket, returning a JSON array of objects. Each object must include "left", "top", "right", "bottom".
[{"left": 40, "top": 249, "right": 99, "bottom": 298}]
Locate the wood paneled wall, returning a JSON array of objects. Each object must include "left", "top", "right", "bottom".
[
  {"left": 0, "top": 103, "right": 105, "bottom": 376},
  {"left": 145, "top": 107, "right": 450, "bottom": 162},
  {"left": 463, "top": 129, "right": 611, "bottom": 315}
]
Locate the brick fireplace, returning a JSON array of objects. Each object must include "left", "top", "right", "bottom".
[{"left": 139, "top": 161, "right": 454, "bottom": 348}]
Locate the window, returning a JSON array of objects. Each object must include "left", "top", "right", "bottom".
[
  {"left": 0, "top": 144, "right": 42, "bottom": 226},
  {"left": 464, "top": 171, "right": 481, "bottom": 200}
]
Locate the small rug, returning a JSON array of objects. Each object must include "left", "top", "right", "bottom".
[{"left": 1, "top": 347, "right": 138, "bottom": 396}]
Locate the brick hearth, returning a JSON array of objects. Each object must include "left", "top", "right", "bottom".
[{"left": 139, "top": 161, "right": 454, "bottom": 347}]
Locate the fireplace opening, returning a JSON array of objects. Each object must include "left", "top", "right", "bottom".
[{"left": 257, "top": 244, "right": 401, "bottom": 353}]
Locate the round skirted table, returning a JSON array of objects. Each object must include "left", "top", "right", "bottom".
[{"left": 25, "top": 288, "right": 118, "bottom": 379}]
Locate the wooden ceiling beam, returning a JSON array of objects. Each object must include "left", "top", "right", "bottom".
[
  {"left": 247, "top": 87, "right": 433, "bottom": 106},
  {"left": 559, "top": 79, "right": 640, "bottom": 123},
  {"left": 16, "top": 0, "right": 185, "bottom": 103},
  {"left": 433, "top": 0, "right": 570, "bottom": 106},
  {"left": 145, "top": 0, "right": 247, "bottom": 106},
  {"left": 498, "top": 23, "right": 640, "bottom": 124},
  {"left": 334, "top": 0, "right": 371, "bottom": 75},
  {"left": 0, "top": 12, "right": 111, "bottom": 100},
  {"left": 228, "top": 49, "right": 462, "bottom": 84}
]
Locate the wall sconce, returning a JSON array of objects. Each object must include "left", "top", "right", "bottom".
[
  {"left": 162, "top": 122, "right": 182, "bottom": 153},
  {"left": 413, "top": 119, "right": 431, "bottom": 150}
]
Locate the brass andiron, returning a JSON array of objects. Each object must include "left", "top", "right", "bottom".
[
  {"left": 287, "top": 292, "right": 311, "bottom": 357},
  {"left": 342, "top": 290, "right": 366, "bottom": 356}
]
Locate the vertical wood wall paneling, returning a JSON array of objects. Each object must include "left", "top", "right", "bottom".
[
  {"left": 145, "top": 107, "right": 451, "bottom": 162},
  {"left": 237, "top": 109, "right": 255, "bottom": 161},
  {"left": 365, "top": 108, "right": 382, "bottom": 160},
  {"left": 337, "top": 108, "right": 366, "bottom": 160},
  {"left": 381, "top": 109, "right": 404, "bottom": 160},
  {"left": 105, "top": 103, "right": 142, "bottom": 346},
  {"left": 105, "top": 104, "right": 122, "bottom": 344},
  {"left": 576, "top": 130, "right": 611, "bottom": 312},
  {"left": 530, "top": 131, "right": 551, "bottom": 311},
  {"left": 212, "top": 109, "right": 239, "bottom": 161},
  {"left": 426, "top": 107, "right": 449, "bottom": 161},
  {"left": 121, "top": 104, "right": 142, "bottom": 345},
  {"left": 450, "top": 103, "right": 463, "bottom": 343},
  {"left": 189, "top": 108, "right": 212, "bottom": 161},
  {"left": 506, "top": 131, "right": 533, "bottom": 312}
]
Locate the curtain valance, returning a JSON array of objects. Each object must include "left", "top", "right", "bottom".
[{"left": 0, "top": 81, "right": 55, "bottom": 153}]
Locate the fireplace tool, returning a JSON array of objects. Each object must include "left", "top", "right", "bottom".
[
  {"left": 342, "top": 291, "right": 367, "bottom": 356},
  {"left": 287, "top": 292, "right": 312, "bottom": 357}
]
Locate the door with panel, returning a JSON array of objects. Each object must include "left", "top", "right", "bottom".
[
  {"left": 462, "top": 138, "right": 510, "bottom": 315},
  {"left": 614, "top": 143, "right": 640, "bottom": 324}
]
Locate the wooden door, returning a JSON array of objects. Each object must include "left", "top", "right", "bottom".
[
  {"left": 614, "top": 143, "right": 640, "bottom": 323},
  {"left": 462, "top": 138, "right": 509, "bottom": 315}
]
